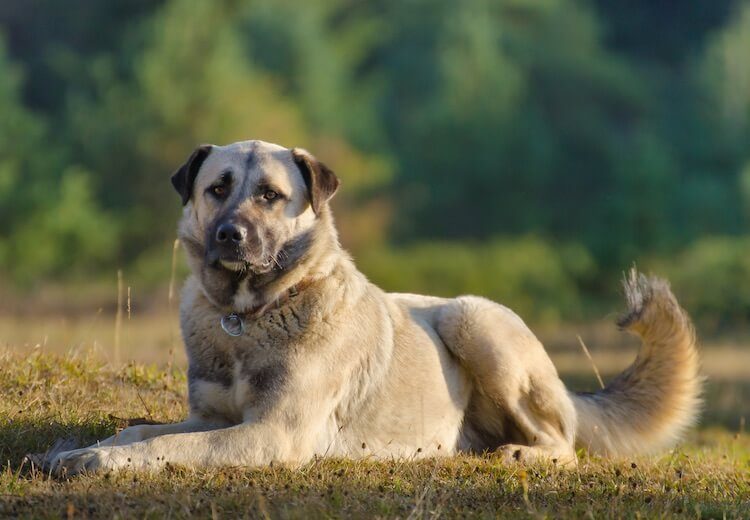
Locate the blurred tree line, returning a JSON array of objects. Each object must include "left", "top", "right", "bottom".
[{"left": 1, "top": 0, "right": 749, "bottom": 327}]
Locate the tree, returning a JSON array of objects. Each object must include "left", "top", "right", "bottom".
[{"left": 0, "top": 37, "right": 117, "bottom": 283}]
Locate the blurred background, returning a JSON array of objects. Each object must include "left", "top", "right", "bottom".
[{"left": 0, "top": 1, "right": 748, "bottom": 425}]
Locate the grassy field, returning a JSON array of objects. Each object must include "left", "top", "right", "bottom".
[{"left": 1, "top": 312, "right": 749, "bottom": 518}]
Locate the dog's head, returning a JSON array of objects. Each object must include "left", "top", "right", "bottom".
[{"left": 172, "top": 140, "right": 339, "bottom": 309}]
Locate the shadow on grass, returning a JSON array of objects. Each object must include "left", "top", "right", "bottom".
[{"left": 0, "top": 417, "right": 117, "bottom": 470}]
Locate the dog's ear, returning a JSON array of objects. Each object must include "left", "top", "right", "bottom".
[
  {"left": 171, "top": 145, "right": 213, "bottom": 206},
  {"left": 292, "top": 148, "right": 340, "bottom": 215}
]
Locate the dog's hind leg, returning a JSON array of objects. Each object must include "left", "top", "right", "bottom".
[{"left": 438, "top": 296, "right": 577, "bottom": 466}]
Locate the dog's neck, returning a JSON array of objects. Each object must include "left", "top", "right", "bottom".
[{"left": 229, "top": 276, "right": 316, "bottom": 321}]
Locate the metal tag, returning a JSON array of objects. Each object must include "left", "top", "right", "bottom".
[{"left": 220, "top": 313, "right": 244, "bottom": 337}]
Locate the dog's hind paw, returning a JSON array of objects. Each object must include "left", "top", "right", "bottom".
[{"left": 493, "top": 444, "right": 577, "bottom": 468}]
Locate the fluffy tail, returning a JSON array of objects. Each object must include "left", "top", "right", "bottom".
[{"left": 571, "top": 269, "right": 702, "bottom": 456}]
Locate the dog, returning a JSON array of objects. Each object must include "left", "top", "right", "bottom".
[{"left": 51, "top": 140, "right": 702, "bottom": 474}]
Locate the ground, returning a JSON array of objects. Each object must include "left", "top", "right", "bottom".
[{"left": 0, "top": 311, "right": 749, "bottom": 518}]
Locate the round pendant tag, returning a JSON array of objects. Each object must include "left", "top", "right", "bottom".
[{"left": 220, "top": 313, "right": 244, "bottom": 337}]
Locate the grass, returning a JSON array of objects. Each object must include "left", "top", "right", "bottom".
[
  {"left": 1, "top": 307, "right": 749, "bottom": 518},
  {"left": 0, "top": 349, "right": 748, "bottom": 518}
]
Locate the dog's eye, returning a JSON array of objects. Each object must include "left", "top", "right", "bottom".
[
  {"left": 263, "top": 190, "right": 278, "bottom": 201},
  {"left": 210, "top": 185, "right": 228, "bottom": 198}
]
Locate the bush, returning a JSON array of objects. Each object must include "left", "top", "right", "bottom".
[
  {"left": 3, "top": 168, "right": 120, "bottom": 284},
  {"left": 656, "top": 237, "right": 750, "bottom": 330},
  {"left": 357, "top": 236, "right": 594, "bottom": 325}
]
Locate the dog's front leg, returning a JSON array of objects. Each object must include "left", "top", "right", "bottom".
[
  {"left": 52, "top": 421, "right": 296, "bottom": 475},
  {"left": 90, "top": 416, "right": 232, "bottom": 447}
]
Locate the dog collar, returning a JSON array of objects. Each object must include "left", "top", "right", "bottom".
[{"left": 219, "top": 282, "right": 306, "bottom": 337}]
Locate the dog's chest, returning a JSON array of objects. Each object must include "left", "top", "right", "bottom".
[
  {"left": 189, "top": 351, "right": 288, "bottom": 424},
  {"left": 186, "top": 314, "right": 295, "bottom": 423}
]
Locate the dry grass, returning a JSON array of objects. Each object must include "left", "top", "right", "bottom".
[
  {"left": 0, "top": 311, "right": 186, "bottom": 367},
  {"left": 0, "top": 344, "right": 748, "bottom": 518}
]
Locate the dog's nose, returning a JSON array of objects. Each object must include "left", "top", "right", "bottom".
[{"left": 216, "top": 222, "right": 247, "bottom": 244}]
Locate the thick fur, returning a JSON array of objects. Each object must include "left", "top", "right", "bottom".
[
  {"left": 50, "top": 140, "right": 702, "bottom": 474},
  {"left": 572, "top": 270, "right": 702, "bottom": 456}
]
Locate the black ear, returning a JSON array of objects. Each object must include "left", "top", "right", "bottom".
[
  {"left": 291, "top": 148, "right": 340, "bottom": 215},
  {"left": 171, "top": 144, "right": 213, "bottom": 205}
]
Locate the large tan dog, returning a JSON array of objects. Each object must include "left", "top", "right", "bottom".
[{"left": 52, "top": 140, "right": 701, "bottom": 474}]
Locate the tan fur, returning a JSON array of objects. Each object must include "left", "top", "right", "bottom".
[
  {"left": 50, "top": 141, "right": 702, "bottom": 475},
  {"left": 572, "top": 270, "right": 702, "bottom": 456}
]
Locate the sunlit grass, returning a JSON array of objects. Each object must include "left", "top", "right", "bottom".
[{"left": 0, "top": 346, "right": 748, "bottom": 518}]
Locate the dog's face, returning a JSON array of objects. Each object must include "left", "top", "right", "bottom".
[{"left": 171, "top": 140, "right": 339, "bottom": 308}]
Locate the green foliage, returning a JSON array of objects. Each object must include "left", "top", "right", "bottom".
[
  {"left": 658, "top": 237, "right": 750, "bottom": 330},
  {"left": 0, "top": 38, "right": 118, "bottom": 284},
  {"left": 701, "top": 1, "right": 750, "bottom": 139},
  {"left": 4, "top": 168, "right": 119, "bottom": 283},
  {"left": 0, "top": 39, "right": 48, "bottom": 237},
  {"left": 0, "top": 0, "right": 749, "bottom": 324},
  {"left": 359, "top": 237, "right": 595, "bottom": 324}
]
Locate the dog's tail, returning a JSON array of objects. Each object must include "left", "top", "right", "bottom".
[{"left": 571, "top": 269, "right": 702, "bottom": 457}]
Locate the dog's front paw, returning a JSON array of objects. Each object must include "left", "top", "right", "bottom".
[{"left": 52, "top": 446, "right": 134, "bottom": 476}]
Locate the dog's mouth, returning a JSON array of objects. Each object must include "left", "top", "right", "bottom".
[
  {"left": 218, "top": 259, "right": 250, "bottom": 272},
  {"left": 214, "top": 255, "right": 277, "bottom": 275}
]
